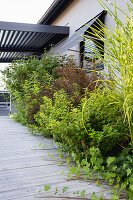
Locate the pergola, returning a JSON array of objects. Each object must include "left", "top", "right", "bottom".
[{"left": 0, "top": 21, "right": 69, "bottom": 63}]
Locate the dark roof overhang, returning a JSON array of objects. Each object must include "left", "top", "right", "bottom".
[
  {"left": 0, "top": 21, "right": 69, "bottom": 63},
  {"left": 38, "top": 0, "right": 74, "bottom": 25}
]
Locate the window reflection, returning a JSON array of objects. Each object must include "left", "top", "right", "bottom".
[{"left": 83, "top": 37, "right": 104, "bottom": 71}]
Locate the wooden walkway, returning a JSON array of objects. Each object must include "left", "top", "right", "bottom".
[
  {"left": 0, "top": 116, "right": 113, "bottom": 200},
  {"left": 0, "top": 105, "right": 10, "bottom": 116}
]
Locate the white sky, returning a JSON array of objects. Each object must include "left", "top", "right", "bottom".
[
  {"left": 0, "top": 0, "right": 54, "bottom": 23},
  {"left": 0, "top": 0, "right": 54, "bottom": 90}
]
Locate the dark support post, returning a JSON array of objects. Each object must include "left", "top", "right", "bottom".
[{"left": 80, "top": 41, "right": 84, "bottom": 68}]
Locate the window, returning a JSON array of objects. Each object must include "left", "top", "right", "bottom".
[
  {"left": 60, "top": 10, "right": 107, "bottom": 69},
  {"left": 81, "top": 36, "right": 104, "bottom": 71},
  {"left": 80, "top": 12, "right": 106, "bottom": 71}
]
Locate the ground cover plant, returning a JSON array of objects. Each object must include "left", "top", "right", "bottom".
[{"left": 1, "top": 0, "right": 133, "bottom": 199}]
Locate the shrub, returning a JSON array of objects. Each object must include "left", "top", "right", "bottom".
[
  {"left": 34, "top": 88, "right": 132, "bottom": 198},
  {"left": 34, "top": 90, "right": 71, "bottom": 138},
  {"left": 54, "top": 64, "right": 102, "bottom": 106},
  {"left": 82, "top": 88, "right": 130, "bottom": 156},
  {"left": 35, "top": 89, "right": 89, "bottom": 156},
  {"left": 2, "top": 53, "right": 75, "bottom": 123},
  {"left": 3, "top": 51, "right": 102, "bottom": 124},
  {"left": 34, "top": 87, "right": 130, "bottom": 158}
]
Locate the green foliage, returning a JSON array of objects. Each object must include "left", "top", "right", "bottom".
[
  {"left": 2, "top": 52, "right": 73, "bottom": 124},
  {"left": 34, "top": 89, "right": 71, "bottom": 138},
  {"left": 35, "top": 86, "right": 130, "bottom": 158},
  {"left": 2, "top": 51, "right": 64, "bottom": 92},
  {"left": 2, "top": 51, "right": 97, "bottom": 124},
  {"left": 2, "top": 52, "right": 60, "bottom": 124},
  {"left": 35, "top": 89, "right": 89, "bottom": 157},
  {"left": 74, "top": 146, "right": 133, "bottom": 199},
  {"left": 82, "top": 88, "right": 130, "bottom": 156}
]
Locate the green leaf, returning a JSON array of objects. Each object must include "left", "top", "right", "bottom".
[
  {"left": 58, "top": 161, "right": 62, "bottom": 166},
  {"left": 66, "top": 157, "right": 70, "bottom": 164},
  {"left": 128, "top": 190, "right": 133, "bottom": 199},
  {"left": 54, "top": 187, "right": 58, "bottom": 195},
  {"left": 105, "top": 172, "right": 116, "bottom": 181},
  {"left": 91, "top": 192, "right": 96, "bottom": 200},
  {"left": 38, "top": 142, "right": 42, "bottom": 146},
  {"left": 73, "top": 191, "right": 80, "bottom": 195},
  {"left": 120, "top": 182, "right": 127, "bottom": 191},
  {"left": 81, "top": 158, "right": 87, "bottom": 166},
  {"left": 129, "top": 184, "right": 133, "bottom": 191},
  {"left": 81, "top": 190, "right": 86, "bottom": 198},
  {"left": 62, "top": 186, "right": 69, "bottom": 193},
  {"left": 126, "top": 168, "right": 132, "bottom": 176},
  {"left": 84, "top": 175, "right": 87, "bottom": 181},
  {"left": 109, "top": 178, "right": 114, "bottom": 186},
  {"left": 44, "top": 185, "right": 51, "bottom": 192},
  {"left": 43, "top": 144, "right": 46, "bottom": 149},
  {"left": 59, "top": 153, "right": 63, "bottom": 158},
  {"left": 112, "top": 194, "right": 119, "bottom": 200},
  {"left": 107, "top": 157, "right": 115, "bottom": 166},
  {"left": 61, "top": 170, "right": 65, "bottom": 175},
  {"left": 112, "top": 166, "right": 117, "bottom": 171},
  {"left": 69, "top": 166, "right": 76, "bottom": 174},
  {"left": 67, "top": 173, "right": 71, "bottom": 178}
]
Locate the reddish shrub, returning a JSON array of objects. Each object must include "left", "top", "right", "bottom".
[{"left": 54, "top": 64, "right": 102, "bottom": 106}]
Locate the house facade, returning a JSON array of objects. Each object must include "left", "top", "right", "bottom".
[{"left": 38, "top": 0, "right": 131, "bottom": 69}]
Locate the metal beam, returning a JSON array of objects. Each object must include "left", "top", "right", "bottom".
[
  {"left": 0, "top": 57, "right": 28, "bottom": 63},
  {"left": 0, "top": 47, "right": 43, "bottom": 54},
  {"left": 0, "top": 21, "right": 69, "bottom": 63},
  {"left": 0, "top": 21, "right": 69, "bottom": 34}
]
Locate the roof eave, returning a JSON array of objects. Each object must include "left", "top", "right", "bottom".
[{"left": 38, "top": 0, "right": 74, "bottom": 25}]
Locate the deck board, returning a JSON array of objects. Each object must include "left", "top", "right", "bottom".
[{"left": 0, "top": 116, "right": 114, "bottom": 200}]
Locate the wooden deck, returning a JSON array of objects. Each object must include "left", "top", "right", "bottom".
[
  {"left": 0, "top": 105, "right": 10, "bottom": 116},
  {"left": 0, "top": 116, "right": 113, "bottom": 200}
]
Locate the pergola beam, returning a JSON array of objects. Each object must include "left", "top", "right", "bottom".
[
  {"left": 0, "top": 47, "right": 43, "bottom": 54},
  {"left": 0, "top": 21, "right": 69, "bottom": 63},
  {"left": 0, "top": 59, "right": 21, "bottom": 63},
  {"left": 0, "top": 21, "right": 69, "bottom": 34}
]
